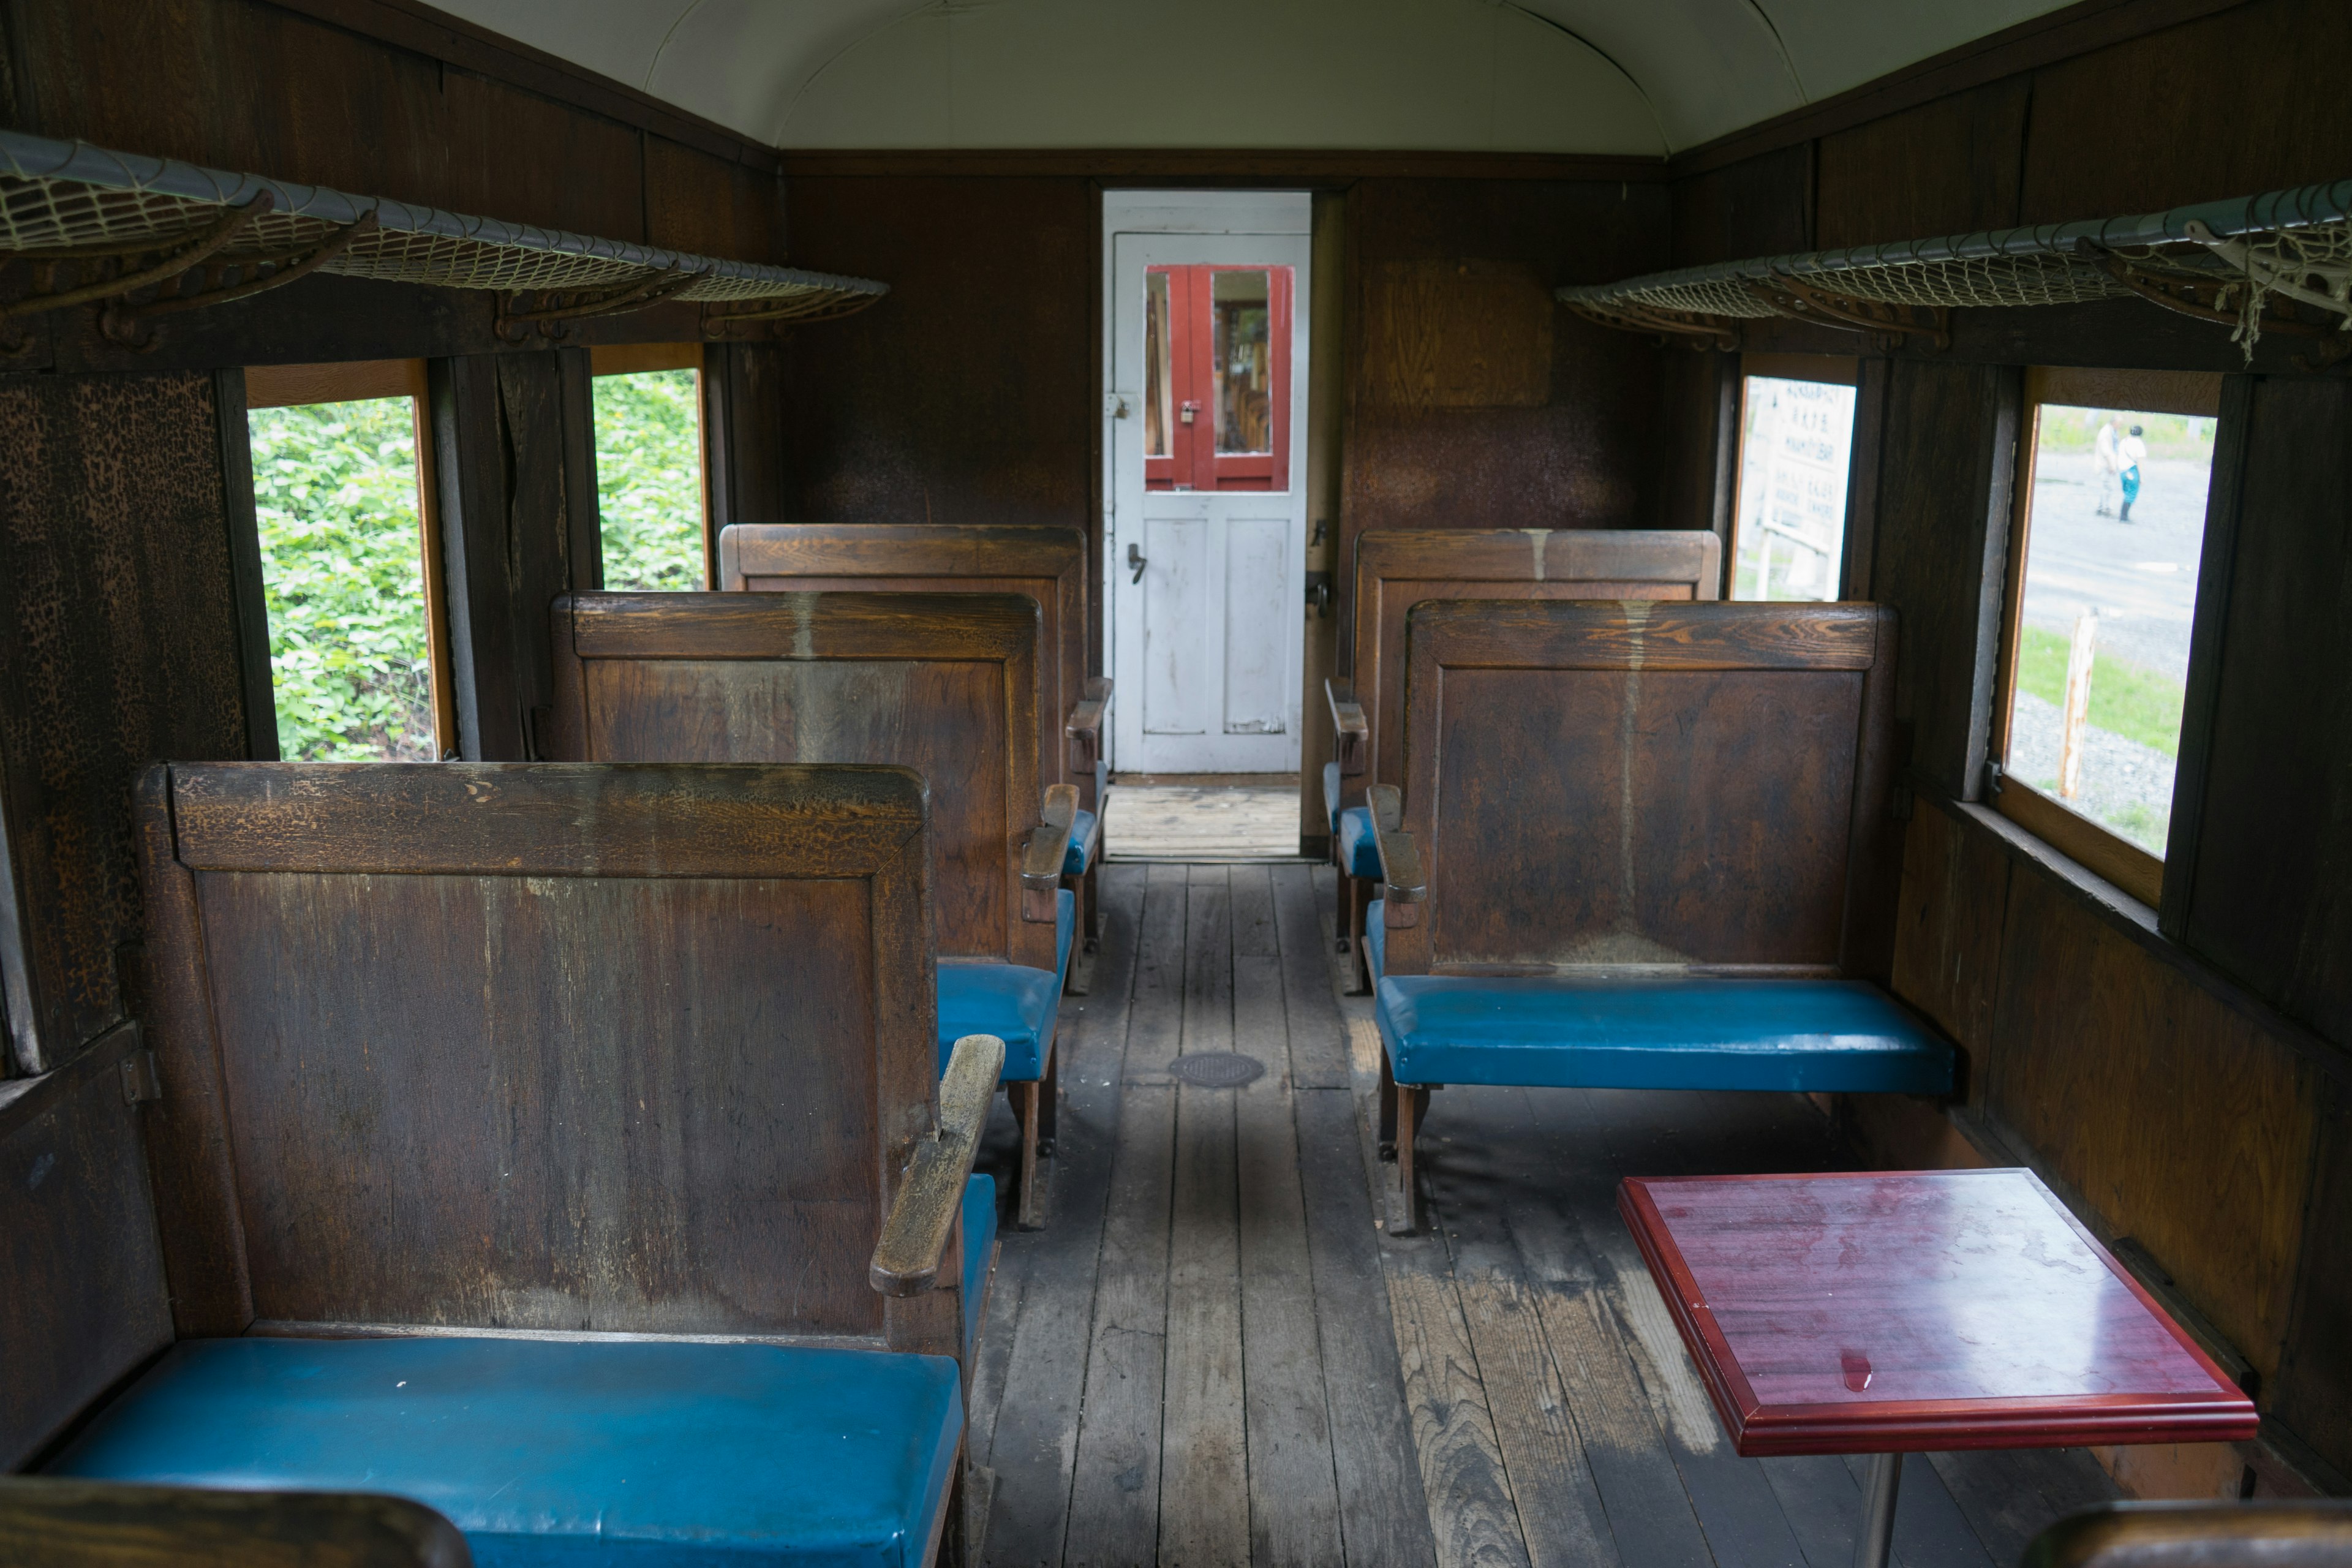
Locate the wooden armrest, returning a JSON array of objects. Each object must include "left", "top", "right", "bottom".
[
  {"left": 1365, "top": 784, "right": 1425, "bottom": 903},
  {"left": 0, "top": 1476, "right": 473, "bottom": 1566},
  {"left": 1326, "top": 677, "right": 1368, "bottom": 774},
  {"left": 2024, "top": 1503, "right": 2352, "bottom": 1568},
  {"left": 1021, "top": 783, "right": 1080, "bottom": 920},
  {"left": 1066, "top": 677, "right": 1112, "bottom": 769},
  {"left": 870, "top": 1033, "right": 1006, "bottom": 1297}
]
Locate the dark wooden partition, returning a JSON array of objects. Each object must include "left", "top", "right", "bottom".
[
  {"left": 1340, "top": 528, "right": 1721, "bottom": 805},
  {"left": 135, "top": 762, "right": 946, "bottom": 1353},
  {"left": 719, "top": 522, "right": 1095, "bottom": 804},
  {"left": 545, "top": 590, "right": 1053, "bottom": 971},
  {"left": 1384, "top": 600, "right": 1899, "bottom": 980}
]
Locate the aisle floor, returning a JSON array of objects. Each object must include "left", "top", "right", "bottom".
[{"left": 966, "top": 862, "right": 2119, "bottom": 1568}]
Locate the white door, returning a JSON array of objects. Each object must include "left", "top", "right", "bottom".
[{"left": 1107, "top": 214, "right": 1310, "bottom": 774}]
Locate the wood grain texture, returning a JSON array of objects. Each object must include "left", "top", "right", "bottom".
[
  {"left": 0, "top": 1030, "right": 173, "bottom": 1468},
  {"left": 1063, "top": 864, "right": 1185, "bottom": 1566},
  {"left": 1339, "top": 530, "right": 1721, "bottom": 810},
  {"left": 1383, "top": 1257, "right": 1533, "bottom": 1568},
  {"left": 721, "top": 522, "right": 1095, "bottom": 814},
  {"left": 1361, "top": 261, "right": 1555, "bottom": 410},
  {"left": 548, "top": 590, "right": 1052, "bottom": 968},
  {"left": 2274, "top": 1077, "right": 2352, "bottom": 1486},
  {"left": 1393, "top": 601, "right": 1894, "bottom": 975},
  {"left": 1670, "top": 146, "right": 1811, "bottom": 269},
  {"left": 1813, "top": 79, "right": 2029, "bottom": 249},
  {"left": 874, "top": 1033, "right": 1005, "bottom": 1295},
  {"left": 1987, "top": 867, "right": 2319, "bottom": 1389},
  {"left": 0, "top": 371, "right": 253, "bottom": 1068},
  {"left": 0, "top": 1477, "right": 471, "bottom": 1568},
  {"left": 1888, "top": 798, "right": 2012, "bottom": 1091},
  {"left": 2176, "top": 376, "right": 2352, "bottom": 1049},
  {"left": 1869, "top": 361, "right": 2018, "bottom": 802},
  {"left": 136, "top": 761, "right": 942, "bottom": 1345}
]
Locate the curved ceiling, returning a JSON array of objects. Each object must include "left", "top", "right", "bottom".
[{"left": 440, "top": 0, "right": 2074, "bottom": 156}]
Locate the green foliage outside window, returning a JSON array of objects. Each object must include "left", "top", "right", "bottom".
[
  {"left": 594, "top": 369, "right": 704, "bottom": 590},
  {"left": 250, "top": 398, "right": 435, "bottom": 762}
]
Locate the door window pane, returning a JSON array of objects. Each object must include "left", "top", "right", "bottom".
[
  {"left": 2003, "top": 405, "right": 2215, "bottom": 856},
  {"left": 1731, "top": 375, "right": 1856, "bottom": 601},
  {"left": 1211, "top": 270, "right": 1272, "bottom": 455},
  {"left": 1145, "top": 270, "right": 1173, "bottom": 459},
  {"left": 249, "top": 398, "right": 435, "bottom": 760},
  {"left": 595, "top": 368, "right": 705, "bottom": 590}
]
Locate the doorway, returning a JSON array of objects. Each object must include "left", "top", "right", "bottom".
[{"left": 1105, "top": 192, "right": 1311, "bottom": 776}]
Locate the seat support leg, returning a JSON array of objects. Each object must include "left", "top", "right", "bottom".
[
  {"left": 1082, "top": 860, "right": 1101, "bottom": 952},
  {"left": 1038, "top": 1042, "right": 1060, "bottom": 1154},
  {"left": 1013, "top": 1079, "right": 1045, "bottom": 1231},
  {"left": 1394, "top": 1081, "right": 1425, "bottom": 1235},
  {"left": 1378, "top": 1046, "right": 1398, "bottom": 1158},
  {"left": 1333, "top": 839, "right": 1351, "bottom": 952}
]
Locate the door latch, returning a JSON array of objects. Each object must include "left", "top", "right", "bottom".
[
  {"left": 1180, "top": 400, "right": 1199, "bottom": 425},
  {"left": 1305, "top": 571, "right": 1333, "bottom": 619},
  {"left": 1127, "top": 543, "right": 1148, "bottom": 585}
]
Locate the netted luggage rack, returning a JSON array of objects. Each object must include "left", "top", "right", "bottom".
[
  {"left": 0, "top": 129, "right": 887, "bottom": 349},
  {"left": 1559, "top": 179, "right": 2352, "bottom": 365}
]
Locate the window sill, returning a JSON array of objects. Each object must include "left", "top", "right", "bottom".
[{"left": 1989, "top": 778, "right": 2163, "bottom": 908}]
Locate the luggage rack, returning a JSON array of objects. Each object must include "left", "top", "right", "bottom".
[
  {"left": 0, "top": 129, "right": 886, "bottom": 349},
  {"left": 1559, "top": 178, "right": 2352, "bottom": 364}
]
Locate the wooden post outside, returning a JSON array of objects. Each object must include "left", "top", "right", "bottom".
[{"left": 2059, "top": 609, "right": 2099, "bottom": 799}]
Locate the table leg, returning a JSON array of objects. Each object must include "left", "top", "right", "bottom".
[{"left": 1852, "top": 1452, "right": 1902, "bottom": 1568}]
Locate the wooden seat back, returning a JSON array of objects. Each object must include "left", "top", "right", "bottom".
[
  {"left": 1340, "top": 529, "right": 1721, "bottom": 800},
  {"left": 135, "top": 762, "right": 951, "bottom": 1354},
  {"left": 546, "top": 590, "right": 1054, "bottom": 970},
  {"left": 1380, "top": 600, "right": 1899, "bottom": 981},
  {"left": 720, "top": 524, "right": 1096, "bottom": 793}
]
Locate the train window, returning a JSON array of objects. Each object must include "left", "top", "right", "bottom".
[
  {"left": 1728, "top": 356, "right": 1859, "bottom": 601},
  {"left": 244, "top": 360, "right": 449, "bottom": 761},
  {"left": 1991, "top": 368, "right": 2223, "bottom": 905},
  {"left": 591, "top": 344, "right": 707, "bottom": 590}
]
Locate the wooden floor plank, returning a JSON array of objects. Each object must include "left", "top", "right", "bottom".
[
  {"left": 1234, "top": 953, "right": 1346, "bottom": 1568},
  {"left": 1231, "top": 864, "right": 1280, "bottom": 960},
  {"left": 1383, "top": 1251, "right": 1536, "bottom": 1568},
  {"left": 1420, "top": 1113, "right": 1621, "bottom": 1568},
  {"left": 981, "top": 865, "right": 1147, "bottom": 1567},
  {"left": 1760, "top": 1455, "right": 1869, "bottom": 1568},
  {"left": 1061, "top": 865, "right": 1188, "bottom": 1568},
  {"left": 1842, "top": 1453, "right": 1999, "bottom": 1568},
  {"left": 1161, "top": 867, "right": 1249, "bottom": 1567},
  {"left": 1272, "top": 864, "right": 1352, "bottom": 1090},
  {"left": 1293, "top": 1084, "right": 1442, "bottom": 1568}
]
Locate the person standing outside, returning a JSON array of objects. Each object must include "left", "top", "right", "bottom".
[
  {"left": 2118, "top": 423, "right": 2147, "bottom": 522},
  {"left": 2094, "top": 415, "right": 2121, "bottom": 517}
]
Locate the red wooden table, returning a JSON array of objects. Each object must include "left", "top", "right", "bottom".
[{"left": 1619, "top": 1169, "right": 2256, "bottom": 1568}]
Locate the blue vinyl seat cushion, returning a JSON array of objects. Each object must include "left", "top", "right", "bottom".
[
  {"left": 1365, "top": 897, "right": 1388, "bottom": 982},
  {"left": 1336, "top": 806, "right": 1382, "bottom": 880},
  {"left": 50, "top": 1335, "right": 960, "bottom": 1568},
  {"left": 933, "top": 889, "right": 1074, "bottom": 1080},
  {"left": 1322, "top": 760, "right": 1343, "bottom": 835},
  {"left": 1061, "top": 808, "right": 1099, "bottom": 876},
  {"left": 1376, "top": 975, "right": 1954, "bottom": 1095},
  {"left": 963, "top": 1174, "right": 996, "bottom": 1360}
]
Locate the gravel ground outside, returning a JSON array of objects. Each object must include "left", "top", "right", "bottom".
[{"left": 2006, "top": 689, "right": 2175, "bottom": 853}]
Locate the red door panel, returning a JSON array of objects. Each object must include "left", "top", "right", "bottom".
[{"left": 1146, "top": 263, "right": 1290, "bottom": 493}]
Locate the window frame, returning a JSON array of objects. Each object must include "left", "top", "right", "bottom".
[
  {"left": 590, "top": 342, "right": 713, "bottom": 589},
  {"left": 1989, "top": 365, "right": 2224, "bottom": 908},
  {"left": 1728, "top": 353, "right": 1860, "bottom": 604},
  {"left": 244, "top": 359, "right": 457, "bottom": 761}
]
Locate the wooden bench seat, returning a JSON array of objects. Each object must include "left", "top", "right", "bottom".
[
  {"left": 1363, "top": 600, "right": 1954, "bottom": 1231},
  {"left": 1324, "top": 527, "right": 1720, "bottom": 983},
  {"left": 545, "top": 589, "right": 1075, "bottom": 1228},
  {"left": 99, "top": 761, "right": 997, "bottom": 1565},
  {"left": 721, "top": 522, "right": 1110, "bottom": 952}
]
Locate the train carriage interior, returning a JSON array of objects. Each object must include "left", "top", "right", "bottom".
[{"left": 2, "top": 0, "right": 2351, "bottom": 1563}]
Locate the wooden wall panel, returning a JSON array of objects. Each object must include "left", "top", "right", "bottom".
[
  {"left": 2275, "top": 1080, "right": 2352, "bottom": 1468},
  {"left": 1987, "top": 867, "right": 2318, "bottom": 1389},
  {"left": 1814, "top": 79, "right": 2029, "bottom": 249},
  {"left": 1887, "top": 799, "right": 2010, "bottom": 1093},
  {"left": 1670, "top": 145, "right": 1810, "bottom": 268},
  {"left": 1360, "top": 260, "right": 1553, "bottom": 409},
  {"left": 2179, "top": 376, "right": 2352, "bottom": 1050},
  {"left": 431, "top": 350, "right": 600, "bottom": 761},
  {"left": 0, "top": 1035, "right": 173, "bottom": 1468},
  {"left": 1341, "top": 177, "right": 1669, "bottom": 559},
  {"left": 2017, "top": 0, "right": 2352, "bottom": 222},
  {"left": 1864, "top": 361, "right": 2016, "bottom": 801},
  {"left": 0, "top": 372, "right": 252, "bottom": 1066},
  {"left": 7, "top": 0, "right": 782, "bottom": 265},
  {"left": 778, "top": 176, "right": 1095, "bottom": 533}
]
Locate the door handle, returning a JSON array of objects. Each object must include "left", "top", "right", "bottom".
[{"left": 1127, "top": 543, "right": 1148, "bottom": 585}]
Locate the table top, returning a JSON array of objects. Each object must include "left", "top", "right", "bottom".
[{"left": 1618, "top": 1169, "right": 2258, "bottom": 1456}]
